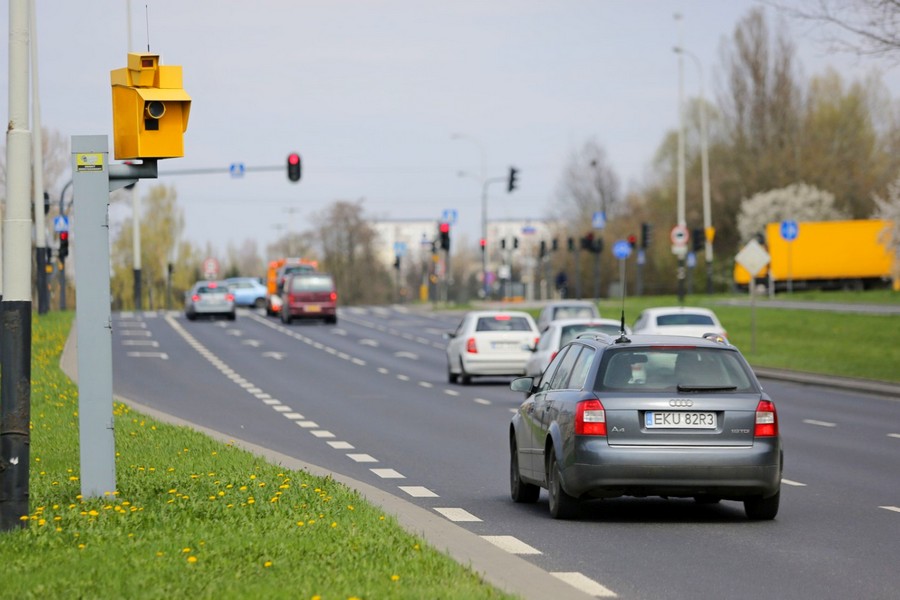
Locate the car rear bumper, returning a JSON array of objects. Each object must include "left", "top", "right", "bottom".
[
  {"left": 461, "top": 355, "right": 529, "bottom": 376},
  {"left": 287, "top": 304, "right": 337, "bottom": 318},
  {"left": 562, "top": 438, "right": 782, "bottom": 499}
]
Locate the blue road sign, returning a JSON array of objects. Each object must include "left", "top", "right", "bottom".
[
  {"left": 613, "top": 239, "right": 632, "bottom": 259},
  {"left": 441, "top": 209, "right": 458, "bottom": 225},
  {"left": 229, "top": 163, "right": 245, "bottom": 178},
  {"left": 592, "top": 210, "right": 607, "bottom": 230},
  {"left": 780, "top": 219, "right": 799, "bottom": 242},
  {"left": 686, "top": 251, "right": 697, "bottom": 268},
  {"left": 393, "top": 241, "right": 407, "bottom": 257},
  {"left": 54, "top": 215, "right": 69, "bottom": 233}
]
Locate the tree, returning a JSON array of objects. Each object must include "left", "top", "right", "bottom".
[
  {"left": 871, "top": 174, "right": 900, "bottom": 288},
  {"left": 778, "top": 0, "right": 900, "bottom": 62},
  {"left": 311, "top": 199, "right": 393, "bottom": 305},
  {"left": 737, "top": 183, "right": 849, "bottom": 241}
]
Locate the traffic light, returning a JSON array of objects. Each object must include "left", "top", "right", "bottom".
[
  {"left": 692, "top": 228, "right": 704, "bottom": 252},
  {"left": 581, "top": 232, "right": 594, "bottom": 251},
  {"left": 539, "top": 240, "right": 546, "bottom": 257},
  {"left": 439, "top": 222, "right": 451, "bottom": 250},
  {"left": 567, "top": 237, "right": 574, "bottom": 251},
  {"left": 480, "top": 238, "right": 486, "bottom": 252},
  {"left": 628, "top": 234, "right": 637, "bottom": 250},
  {"left": 58, "top": 231, "right": 69, "bottom": 261},
  {"left": 640, "top": 222, "right": 651, "bottom": 249},
  {"left": 393, "top": 255, "right": 401, "bottom": 270},
  {"left": 552, "top": 238, "right": 558, "bottom": 252},
  {"left": 513, "top": 237, "right": 519, "bottom": 249},
  {"left": 287, "top": 152, "right": 302, "bottom": 182},
  {"left": 508, "top": 167, "right": 518, "bottom": 192},
  {"left": 501, "top": 239, "right": 507, "bottom": 250}
]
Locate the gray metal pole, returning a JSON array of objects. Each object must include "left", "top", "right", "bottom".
[
  {"left": 72, "top": 135, "right": 117, "bottom": 499},
  {"left": 31, "top": 0, "right": 49, "bottom": 314},
  {"left": 1, "top": 0, "right": 33, "bottom": 531}
]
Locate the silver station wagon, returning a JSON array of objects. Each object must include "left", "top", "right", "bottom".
[{"left": 509, "top": 331, "right": 783, "bottom": 520}]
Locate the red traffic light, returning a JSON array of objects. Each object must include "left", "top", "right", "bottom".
[
  {"left": 627, "top": 234, "right": 637, "bottom": 249},
  {"left": 479, "top": 238, "right": 486, "bottom": 248},
  {"left": 439, "top": 222, "right": 450, "bottom": 233},
  {"left": 59, "top": 231, "right": 69, "bottom": 241},
  {"left": 287, "top": 152, "right": 301, "bottom": 182}
]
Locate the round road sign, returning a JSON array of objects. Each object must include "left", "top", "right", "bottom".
[{"left": 670, "top": 225, "right": 689, "bottom": 246}]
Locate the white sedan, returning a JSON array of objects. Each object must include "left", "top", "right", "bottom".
[
  {"left": 525, "top": 318, "right": 630, "bottom": 378},
  {"left": 631, "top": 306, "right": 727, "bottom": 338},
  {"left": 445, "top": 311, "right": 539, "bottom": 385}
]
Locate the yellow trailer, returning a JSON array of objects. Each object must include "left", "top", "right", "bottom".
[{"left": 734, "top": 219, "right": 895, "bottom": 290}]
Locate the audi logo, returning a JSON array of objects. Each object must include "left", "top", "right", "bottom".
[{"left": 669, "top": 399, "right": 694, "bottom": 408}]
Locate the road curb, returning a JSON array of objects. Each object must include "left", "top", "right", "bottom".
[
  {"left": 753, "top": 366, "right": 900, "bottom": 400},
  {"left": 58, "top": 324, "right": 595, "bottom": 600}
]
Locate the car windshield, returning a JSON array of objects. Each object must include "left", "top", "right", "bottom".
[
  {"left": 656, "top": 313, "right": 715, "bottom": 326},
  {"left": 595, "top": 347, "right": 756, "bottom": 393},
  {"left": 475, "top": 316, "right": 533, "bottom": 332},
  {"left": 553, "top": 306, "right": 595, "bottom": 320},
  {"left": 196, "top": 285, "right": 226, "bottom": 295},
  {"left": 290, "top": 276, "right": 333, "bottom": 292}
]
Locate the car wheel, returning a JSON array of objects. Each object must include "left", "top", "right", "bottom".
[
  {"left": 186, "top": 312, "right": 195, "bottom": 321},
  {"left": 228, "top": 312, "right": 236, "bottom": 321},
  {"left": 459, "top": 361, "right": 472, "bottom": 385},
  {"left": 254, "top": 298, "right": 266, "bottom": 309},
  {"left": 510, "top": 438, "right": 539, "bottom": 504},
  {"left": 281, "top": 309, "right": 291, "bottom": 325},
  {"left": 744, "top": 490, "right": 779, "bottom": 520},
  {"left": 547, "top": 451, "right": 578, "bottom": 519},
  {"left": 326, "top": 315, "right": 337, "bottom": 325},
  {"left": 447, "top": 363, "right": 458, "bottom": 384}
]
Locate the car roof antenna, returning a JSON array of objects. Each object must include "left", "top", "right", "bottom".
[{"left": 615, "top": 263, "right": 631, "bottom": 344}]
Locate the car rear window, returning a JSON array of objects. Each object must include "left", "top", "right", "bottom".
[
  {"left": 290, "top": 275, "right": 334, "bottom": 293},
  {"left": 553, "top": 306, "right": 596, "bottom": 320},
  {"left": 595, "top": 347, "right": 756, "bottom": 393},
  {"left": 656, "top": 313, "right": 715, "bottom": 326},
  {"left": 560, "top": 323, "right": 618, "bottom": 345},
  {"left": 475, "top": 316, "right": 533, "bottom": 332},
  {"left": 197, "top": 285, "right": 226, "bottom": 294}
]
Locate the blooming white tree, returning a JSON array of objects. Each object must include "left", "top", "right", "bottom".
[
  {"left": 737, "top": 183, "right": 849, "bottom": 241},
  {"left": 871, "top": 174, "right": 900, "bottom": 287}
]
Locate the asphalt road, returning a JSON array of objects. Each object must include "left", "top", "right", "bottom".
[{"left": 105, "top": 306, "right": 900, "bottom": 599}]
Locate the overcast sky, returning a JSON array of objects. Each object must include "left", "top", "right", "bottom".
[{"left": 4, "top": 1, "right": 899, "bottom": 255}]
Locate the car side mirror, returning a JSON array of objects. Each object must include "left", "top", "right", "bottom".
[{"left": 510, "top": 376, "right": 535, "bottom": 394}]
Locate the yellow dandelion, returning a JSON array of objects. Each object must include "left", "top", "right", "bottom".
[
  {"left": 156, "top": 552, "right": 164, "bottom": 557},
  {"left": 250, "top": 474, "right": 257, "bottom": 480},
  {"left": 88, "top": 510, "right": 99, "bottom": 517},
  {"left": 78, "top": 544, "right": 86, "bottom": 550},
  {"left": 347, "top": 505, "right": 354, "bottom": 511},
  {"left": 187, "top": 556, "right": 198, "bottom": 564},
  {"left": 247, "top": 498, "right": 256, "bottom": 505},
  {"left": 263, "top": 561, "right": 273, "bottom": 568},
  {"left": 182, "top": 547, "right": 192, "bottom": 553},
  {"left": 331, "top": 522, "right": 337, "bottom": 528},
  {"left": 391, "top": 575, "right": 400, "bottom": 582}
]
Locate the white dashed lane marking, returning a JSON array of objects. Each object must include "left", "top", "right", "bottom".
[
  {"left": 481, "top": 536, "right": 541, "bottom": 555},
  {"left": 122, "top": 340, "right": 158, "bottom": 346},
  {"left": 283, "top": 412, "right": 304, "bottom": 420},
  {"left": 888, "top": 433, "right": 900, "bottom": 439},
  {"left": 880, "top": 506, "right": 900, "bottom": 513},
  {"left": 399, "top": 486, "right": 439, "bottom": 498},
  {"left": 371, "top": 468, "right": 405, "bottom": 479},
  {"left": 434, "top": 507, "right": 482, "bottom": 522},
  {"left": 296, "top": 421, "right": 319, "bottom": 429},
  {"left": 310, "top": 430, "right": 335, "bottom": 439},
  {"left": 803, "top": 419, "right": 837, "bottom": 428},
  {"left": 782, "top": 479, "right": 807, "bottom": 487},
  {"left": 551, "top": 572, "right": 617, "bottom": 598},
  {"left": 327, "top": 441, "right": 354, "bottom": 450},
  {"left": 347, "top": 453, "right": 378, "bottom": 463}
]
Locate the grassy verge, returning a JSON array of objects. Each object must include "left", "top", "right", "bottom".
[
  {"left": 3, "top": 311, "right": 512, "bottom": 599},
  {"left": 594, "top": 293, "right": 900, "bottom": 383}
]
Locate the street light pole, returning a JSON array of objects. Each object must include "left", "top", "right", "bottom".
[
  {"left": 675, "top": 44, "right": 713, "bottom": 295},
  {"left": 451, "top": 133, "right": 489, "bottom": 298},
  {"left": 674, "top": 13, "right": 687, "bottom": 304}
]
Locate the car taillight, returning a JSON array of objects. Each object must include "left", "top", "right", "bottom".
[
  {"left": 754, "top": 400, "right": 778, "bottom": 437},
  {"left": 191, "top": 294, "right": 200, "bottom": 302},
  {"left": 575, "top": 398, "right": 606, "bottom": 436},
  {"left": 466, "top": 337, "right": 478, "bottom": 353},
  {"left": 226, "top": 293, "right": 235, "bottom": 302},
  {"left": 330, "top": 291, "right": 337, "bottom": 302}
]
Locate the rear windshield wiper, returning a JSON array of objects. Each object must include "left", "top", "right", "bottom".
[{"left": 677, "top": 384, "right": 738, "bottom": 392}]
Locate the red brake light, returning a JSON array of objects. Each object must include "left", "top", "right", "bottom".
[
  {"left": 330, "top": 291, "right": 337, "bottom": 302},
  {"left": 494, "top": 315, "right": 511, "bottom": 321},
  {"left": 575, "top": 398, "right": 606, "bottom": 436},
  {"left": 466, "top": 337, "right": 478, "bottom": 353},
  {"left": 225, "top": 293, "right": 235, "bottom": 302},
  {"left": 191, "top": 294, "right": 200, "bottom": 302},
  {"left": 209, "top": 282, "right": 218, "bottom": 288},
  {"left": 754, "top": 400, "right": 778, "bottom": 437}
]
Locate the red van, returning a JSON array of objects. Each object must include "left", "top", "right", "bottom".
[{"left": 280, "top": 272, "right": 337, "bottom": 325}]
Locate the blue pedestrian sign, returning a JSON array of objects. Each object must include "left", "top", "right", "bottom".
[
  {"left": 592, "top": 210, "right": 607, "bottom": 230},
  {"left": 613, "top": 239, "right": 632, "bottom": 259},
  {"left": 229, "top": 163, "right": 245, "bottom": 178},
  {"left": 780, "top": 219, "right": 799, "bottom": 242},
  {"left": 441, "top": 209, "right": 458, "bottom": 225},
  {"left": 54, "top": 215, "right": 69, "bottom": 233},
  {"left": 393, "top": 241, "right": 407, "bottom": 257}
]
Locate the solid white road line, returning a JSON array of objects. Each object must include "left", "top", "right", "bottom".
[
  {"left": 434, "top": 507, "right": 482, "bottom": 522},
  {"left": 371, "top": 468, "right": 405, "bottom": 479},
  {"left": 551, "top": 572, "right": 617, "bottom": 597},
  {"left": 399, "top": 486, "right": 439, "bottom": 498},
  {"left": 481, "top": 535, "right": 541, "bottom": 555},
  {"left": 803, "top": 419, "right": 837, "bottom": 428}
]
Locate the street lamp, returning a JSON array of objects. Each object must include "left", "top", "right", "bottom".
[{"left": 673, "top": 44, "right": 713, "bottom": 295}]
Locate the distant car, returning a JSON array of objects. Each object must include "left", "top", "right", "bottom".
[
  {"left": 509, "top": 332, "right": 782, "bottom": 520},
  {"left": 280, "top": 272, "right": 337, "bottom": 324},
  {"left": 536, "top": 301, "right": 600, "bottom": 331},
  {"left": 225, "top": 277, "right": 268, "bottom": 309},
  {"left": 184, "top": 281, "right": 235, "bottom": 321},
  {"left": 445, "top": 311, "right": 539, "bottom": 385},
  {"left": 525, "top": 318, "right": 630, "bottom": 378},
  {"left": 631, "top": 306, "right": 727, "bottom": 338}
]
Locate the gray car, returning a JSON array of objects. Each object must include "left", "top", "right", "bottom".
[
  {"left": 184, "top": 280, "right": 236, "bottom": 321},
  {"left": 509, "top": 332, "right": 782, "bottom": 520}
]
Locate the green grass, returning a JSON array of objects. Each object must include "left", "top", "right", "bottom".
[
  {"left": 593, "top": 292, "right": 900, "bottom": 383},
  {"left": 3, "top": 311, "right": 512, "bottom": 599}
]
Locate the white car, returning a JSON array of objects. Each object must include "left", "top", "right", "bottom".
[
  {"left": 445, "top": 311, "right": 539, "bottom": 385},
  {"left": 536, "top": 300, "right": 600, "bottom": 331},
  {"left": 632, "top": 306, "right": 727, "bottom": 338},
  {"left": 525, "top": 318, "right": 630, "bottom": 378}
]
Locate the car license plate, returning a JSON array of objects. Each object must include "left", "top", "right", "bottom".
[
  {"left": 645, "top": 411, "right": 717, "bottom": 429},
  {"left": 304, "top": 305, "right": 321, "bottom": 313},
  {"left": 492, "top": 341, "right": 519, "bottom": 350}
]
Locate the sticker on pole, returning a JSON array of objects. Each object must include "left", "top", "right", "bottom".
[{"left": 76, "top": 153, "right": 105, "bottom": 172}]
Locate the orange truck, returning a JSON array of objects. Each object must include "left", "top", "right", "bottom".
[
  {"left": 734, "top": 219, "right": 895, "bottom": 291},
  {"left": 265, "top": 258, "right": 318, "bottom": 315}
]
